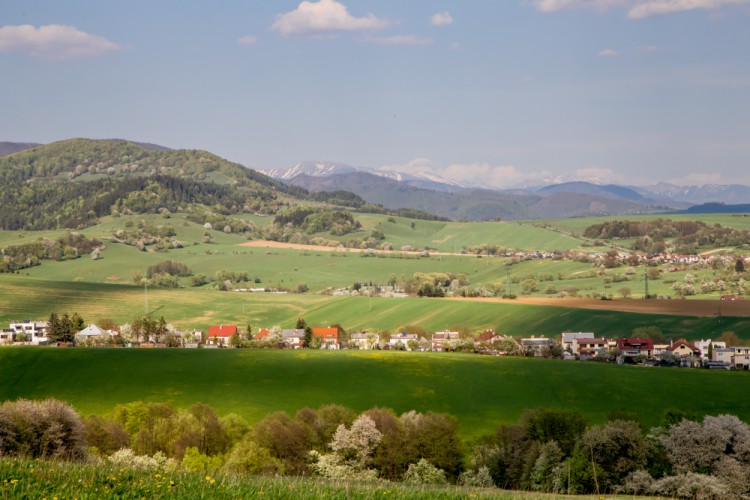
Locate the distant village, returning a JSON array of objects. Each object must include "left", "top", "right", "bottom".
[{"left": 2, "top": 318, "right": 748, "bottom": 371}]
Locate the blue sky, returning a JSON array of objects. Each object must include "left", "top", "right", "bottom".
[{"left": 1, "top": 0, "right": 749, "bottom": 188}]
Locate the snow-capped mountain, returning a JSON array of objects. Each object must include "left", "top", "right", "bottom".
[
  {"left": 263, "top": 161, "right": 466, "bottom": 191},
  {"left": 636, "top": 183, "right": 750, "bottom": 205}
]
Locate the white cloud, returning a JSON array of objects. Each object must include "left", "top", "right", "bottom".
[
  {"left": 237, "top": 35, "right": 258, "bottom": 46},
  {"left": 598, "top": 48, "right": 618, "bottom": 56},
  {"left": 531, "top": 0, "right": 750, "bottom": 18},
  {"left": 272, "top": 0, "right": 389, "bottom": 37},
  {"left": 0, "top": 24, "right": 120, "bottom": 60},
  {"left": 628, "top": 0, "right": 750, "bottom": 18},
  {"left": 430, "top": 12, "right": 454, "bottom": 26},
  {"left": 363, "top": 35, "right": 433, "bottom": 46}
]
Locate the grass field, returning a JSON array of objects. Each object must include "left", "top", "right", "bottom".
[
  {"left": 2, "top": 349, "right": 750, "bottom": 441},
  {"left": 2, "top": 275, "right": 749, "bottom": 338},
  {"left": 0, "top": 457, "right": 637, "bottom": 499}
]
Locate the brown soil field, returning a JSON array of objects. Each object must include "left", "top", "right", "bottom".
[
  {"left": 239, "top": 240, "right": 457, "bottom": 256},
  {"left": 451, "top": 296, "right": 750, "bottom": 317}
]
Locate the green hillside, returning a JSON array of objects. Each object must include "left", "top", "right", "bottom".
[
  {"left": 1, "top": 275, "right": 748, "bottom": 339},
  {"left": 2, "top": 349, "right": 749, "bottom": 440}
]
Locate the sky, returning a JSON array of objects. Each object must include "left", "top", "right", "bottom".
[{"left": 1, "top": 0, "right": 749, "bottom": 188}]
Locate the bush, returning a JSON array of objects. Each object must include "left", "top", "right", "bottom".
[
  {"left": 403, "top": 459, "right": 447, "bottom": 485},
  {"left": 0, "top": 399, "right": 87, "bottom": 460}
]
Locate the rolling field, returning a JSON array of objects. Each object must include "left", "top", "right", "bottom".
[
  {"left": 2, "top": 348, "right": 750, "bottom": 440},
  {"left": 2, "top": 275, "right": 750, "bottom": 338}
]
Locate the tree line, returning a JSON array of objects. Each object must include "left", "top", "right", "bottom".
[{"left": 2, "top": 398, "right": 748, "bottom": 498}]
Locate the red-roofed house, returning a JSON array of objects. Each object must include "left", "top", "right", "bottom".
[
  {"left": 254, "top": 328, "right": 270, "bottom": 340},
  {"left": 669, "top": 339, "right": 701, "bottom": 358},
  {"left": 616, "top": 337, "right": 654, "bottom": 358},
  {"left": 208, "top": 325, "right": 237, "bottom": 346},
  {"left": 312, "top": 326, "right": 341, "bottom": 350}
]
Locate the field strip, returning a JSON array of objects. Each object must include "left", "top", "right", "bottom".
[
  {"left": 447, "top": 296, "right": 750, "bottom": 317},
  {"left": 239, "top": 239, "right": 466, "bottom": 256}
]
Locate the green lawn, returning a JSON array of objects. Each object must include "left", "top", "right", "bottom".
[{"left": 2, "top": 349, "right": 750, "bottom": 441}]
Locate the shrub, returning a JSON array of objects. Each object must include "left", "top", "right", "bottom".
[
  {"left": 0, "top": 399, "right": 87, "bottom": 460},
  {"left": 403, "top": 459, "right": 447, "bottom": 485}
]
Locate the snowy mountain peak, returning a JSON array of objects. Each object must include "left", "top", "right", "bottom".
[{"left": 262, "top": 161, "right": 467, "bottom": 190}]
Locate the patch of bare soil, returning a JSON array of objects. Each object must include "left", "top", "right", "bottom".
[{"left": 447, "top": 296, "right": 750, "bottom": 317}]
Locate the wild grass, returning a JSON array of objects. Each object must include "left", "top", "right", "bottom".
[{"left": 0, "top": 457, "right": 638, "bottom": 499}]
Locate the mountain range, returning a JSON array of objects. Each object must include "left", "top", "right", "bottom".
[{"left": 3, "top": 141, "right": 750, "bottom": 222}]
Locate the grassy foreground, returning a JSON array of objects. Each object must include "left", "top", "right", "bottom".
[
  {"left": 0, "top": 457, "right": 635, "bottom": 499},
  {"left": 2, "top": 349, "right": 750, "bottom": 439}
]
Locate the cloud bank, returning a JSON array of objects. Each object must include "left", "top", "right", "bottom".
[{"left": 0, "top": 24, "right": 120, "bottom": 60}]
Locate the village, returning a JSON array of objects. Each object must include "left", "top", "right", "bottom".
[{"left": 3, "top": 318, "right": 749, "bottom": 371}]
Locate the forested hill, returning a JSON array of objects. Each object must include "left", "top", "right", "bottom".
[
  {"left": 0, "top": 139, "right": 308, "bottom": 230},
  {"left": 0, "top": 138, "right": 444, "bottom": 230},
  {"left": 0, "top": 138, "right": 301, "bottom": 195}
]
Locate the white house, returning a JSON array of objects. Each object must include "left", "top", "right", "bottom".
[
  {"left": 75, "top": 324, "right": 108, "bottom": 345},
  {"left": 561, "top": 332, "right": 595, "bottom": 353},
  {"left": 431, "top": 330, "right": 460, "bottom": 351},
  {"left": 389, "top": 332, "right": 418, "bottom": 350},
  {"left": 282, "top": 329, "right": 305, "bottom": 349},
  {"left": 694, "top": 339, "right": 726, "bottom": 360},
  {"left": 349, "top": 332, "right": 380, "bottom": 350},
  {"left": 9, "top": 320, "right": 49, "bottom": 345}
]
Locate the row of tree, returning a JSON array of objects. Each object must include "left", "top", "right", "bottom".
[{"left": 3, "top": 397, "right": 750, "bottom": 498}]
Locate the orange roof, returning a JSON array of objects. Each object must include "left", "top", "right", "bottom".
[
  {"left": 312, "top": 327, "right": 339, "bottom": 339},
  {"left": 254, "top": 328, "right": 270, "bottom": 339},
  {"left": 208, "top": 325, "right": 237, "bottom": 337}
]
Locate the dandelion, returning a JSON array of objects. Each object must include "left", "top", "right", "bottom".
[{"left": 10, "top": 479, "right": 19, "bottom": 485}]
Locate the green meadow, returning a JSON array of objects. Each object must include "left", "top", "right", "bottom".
[
  {"left": 2, "top": 348, "right": 750, "bottom": 440},
  {"left": 0, "top": 457, "right": 637, "bottom": 499},
  {"left": 1, "top": 274, "right": 748, "bottom": 338}
]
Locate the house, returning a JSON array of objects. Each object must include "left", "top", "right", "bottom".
[
  {"left": 349, "top": 331, "right": 380, "bottom": 350},
  {"left": 282, "top": 329, "right": 305, "bottom": 349},
  {"left": 616, "top": 337, "right": 654, "bottom": 359},
  {"left": 388, "top": 332, "right": 418, "bottom": 350},
  {"left": 312, "top": 326, "right": 341, "bottom": 350},
  {"left": 9, "top": 320, "right": 49, "bottom": 345},
  {"left": 0, "top": 329, "right": 14, "bottom": 344},
  {"left": 669, "top": 339, "right": 701, "bottom": 359},
  {"left": 207, "top": 325, "right": 237, "bottom": 346},
  {"left": 572, "top": 337, "right": 609, "bottom": 359},
  {"left": 431, "top": 330, "right": 460, "bottom": 351},
  {"left": 254, "top": 328, "right": 271, "bottom": 341},
  {"left": 733, "top": 347, "right": 750, "bottom": 370},
  {"left": 75, "top": 324, "right": 109, "bottom": 345},
  {"left": 520, "top": 336, "right": 555, "bottom": 356},
  {"left": 694, "top": 339, "right": 726, "bottom": 360},
  {"left": 561, "top": 332, "right": 595, "bottom": 353},
  {"left": 713, "top": 347, "right": 735, "bottom": 366}
]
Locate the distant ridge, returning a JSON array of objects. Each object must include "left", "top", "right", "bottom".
[
  {"left": 681, "top": 202, "right": 750, "bottom": 214},
  {"left": 0, "top": 142, "right": 40, "bottom": 157}
]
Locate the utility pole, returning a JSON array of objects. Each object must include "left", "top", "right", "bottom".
[
  {"left": 505, "top": 265, "right": 511, "bottom": 297},
  {"left": 144, "top": 281, "right": 149, "bottom": 315},
  {"left": 644, "top": 269, "right": 650, "bottom": 299}
]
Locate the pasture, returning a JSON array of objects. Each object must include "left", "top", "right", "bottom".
[
  {"left": 1, "top": 348, "right": 750, "bottom": 440},
  {"left": 2, "top": 275, "right": 749, "bottom": 338}
]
